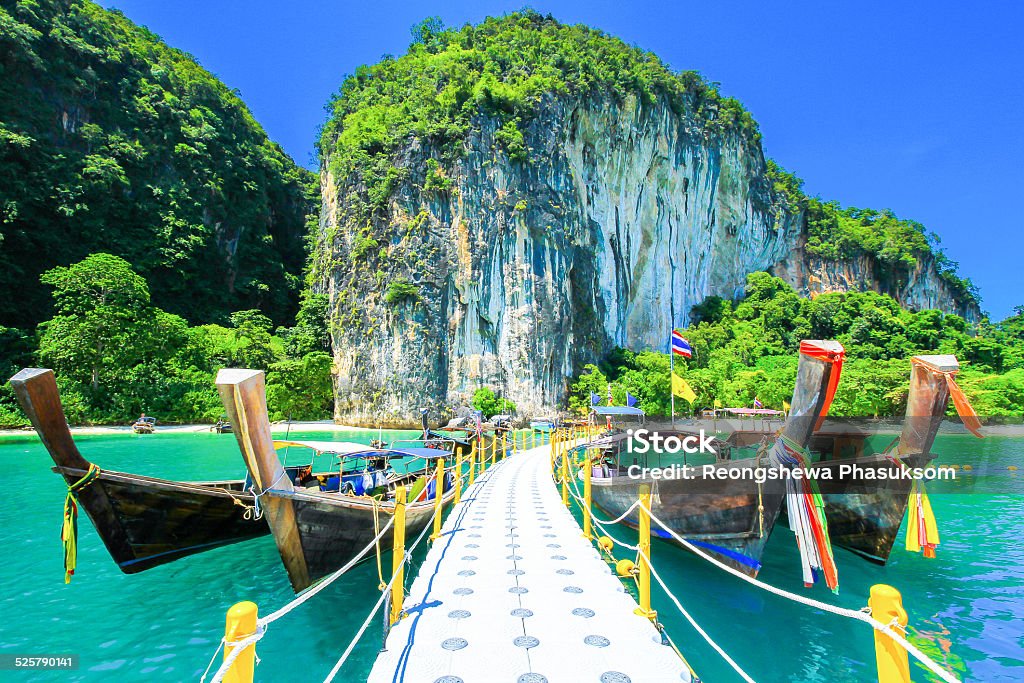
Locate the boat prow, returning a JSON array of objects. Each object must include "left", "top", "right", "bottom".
[
  {"left": 218, "top": 368, "right": 458, "bottom": 593},
  {"left": 8, "top": 368, "right": 267, "bottom": 576}
]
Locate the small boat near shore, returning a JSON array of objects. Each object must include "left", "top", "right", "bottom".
[
  {"left": 217, "top": 368, "right": 458, "bottom": 593},
  {"left": 8, "top": 368, "right": 270, "bottom": 576}
]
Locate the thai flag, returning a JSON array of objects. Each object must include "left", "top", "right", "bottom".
[
  {"left": 671, "top": 331, "right": 692, "bottom": 358},
  {"left": 754, "top": 398, "right": 763, "bottom": 408}
]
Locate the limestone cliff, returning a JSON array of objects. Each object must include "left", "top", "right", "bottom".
[
  {"left": 322, "top": 93, "right": 803, "bottom": 424},
  {"left": 772, "top": 237, "right": 981, "bottom": 322},
  {"left": 317, "top": 13, "right": 979, "bottom": 425}
]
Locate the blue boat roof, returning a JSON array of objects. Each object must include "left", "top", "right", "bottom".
[{"left": 591, "top": 406, "right": 645, "bottom": 417}]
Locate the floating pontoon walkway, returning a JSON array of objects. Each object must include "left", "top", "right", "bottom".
[{"left": 369, "top": 444, "right": 690, "bottom": 683}]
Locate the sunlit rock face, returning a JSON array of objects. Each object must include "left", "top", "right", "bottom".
[
  {"left": 771, "top": 239, "right": 981, "bottom": 322},
  {"left": 321, "top": 94, "right": 973, "bottom": 426}
]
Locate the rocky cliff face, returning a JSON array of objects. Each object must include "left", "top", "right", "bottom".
[
  {"left": 322, "top": 89, "right": 980, "bottom": 425},
  {"left": 771, "top": 236, "right": 981, "bottom": 322},
  {"left": 322, "top": 94, "right": 807, "bottom": 424}
]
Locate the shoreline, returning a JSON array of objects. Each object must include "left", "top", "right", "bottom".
[
  {"left": 3, "top": 417, "right": 1023, "bottom": 438},
  {"left": 0, "top": 420, "right": 384, "bottom": 437}
]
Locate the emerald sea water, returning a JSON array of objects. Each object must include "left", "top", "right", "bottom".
[{"left": 0, "top": 431, "right": 1020, "bottom": 682}]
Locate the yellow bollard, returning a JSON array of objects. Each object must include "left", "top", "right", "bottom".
[
  {"left": 468, "top": 441, "right": 476, "bottom": 486},
  {"left": 501, "top": 432, "right": 507, "bottom": 459},
  {"left": 223, "top": 601, "right": 258, "bottom": 683},
  {"left": 582, "top": 448, "right": 593, "bottom": 539},
  {"left": 454, "top": 448, "right": 463, "bottom": 505},
  {"left": 390, "top": 486, "right": 407, "bottom": 625},
  {"left": 634, "top": 484, "right": 657, "bottom": 621},
  {"left": 490, "top": 434, "right": 497, "bottom": 467},
  {"left": 869, "top": 584, "right": 910, "bottom": 683},
  {"left": 430, "top": 458, "right": 444, "bottom": 541}
]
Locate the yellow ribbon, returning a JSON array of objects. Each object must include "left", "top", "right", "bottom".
[{"left": 62, "top": 464, "right": 100, "bottom": 584}]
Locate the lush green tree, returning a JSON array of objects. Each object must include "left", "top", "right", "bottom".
[
  {"left": 38, "top": 253, "right": 172, "bottom": 390},
  {"left": 470, "top": 387, "right": 517, "bottom": 419},
  {"left": 566, "top": 274, "right": 1024, "bottom": 418},
  {"left": 229, "top": 310, "right": 278, "bottom": 369},
  {"left": 279, "top": 292, "right": 331, "bottom": 358},
  {"left": 0, "top": 0, "right": 313, "bottom": 330},
  {"left": 266, "top": 352, "right": 334, "bottom": 421}
]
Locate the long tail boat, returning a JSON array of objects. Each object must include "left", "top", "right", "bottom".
[
  {"left": 217, "top": 368, "right": 457, "bottom": 593},
  {"left": 8, "top": 368, "right": 270, "bottom": 575},
  {"left": 587, "top": 340, "right": 845, "bottom": 577},
  {"left": 812, "top": 354, "right": 982, "bottom": 563}
]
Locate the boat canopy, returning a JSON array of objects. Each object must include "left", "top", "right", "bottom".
[
  {"left": 720, "top": 408, "right": 784, "bottom": 416},
  {"left": 274, "top": 440, "right": 449, "bottom": 460},
  {"left": 591, "top": 406, "right": 645, "bottom": 417},
  {"left": 273, "top": 440, "right": 376, "bottom": 455}
]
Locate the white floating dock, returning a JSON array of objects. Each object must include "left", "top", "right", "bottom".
[{"left": 369, "top": 444, "right": 691, "bottom": 683}]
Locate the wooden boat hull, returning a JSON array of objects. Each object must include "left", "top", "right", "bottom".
[
  {"left": 811, "top": 452, "right": 932, "bottom": 564},
  {"left": 9, "top": 368, "right": 266, "bottom": 576},
  {"left": 56, "top": 467, "right": 267, "bottom": 572},
  {"left": 592, "top": 468, "right": 786, "bottom": 576},
  {"left": 218, "top": 368, "right": 458, "bottom": 592},
  {"left": 267, "top": 488, "right": 450, "bottom": 590}
]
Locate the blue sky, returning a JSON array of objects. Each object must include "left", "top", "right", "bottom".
[{"left": 106, "top": 0, "right": 1023, "bottom": 320}]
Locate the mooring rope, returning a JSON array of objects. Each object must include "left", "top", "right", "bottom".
[
  {"left": 202, "top": 456, "right": 483, "bottom": 683},
  {"left": 643, "top": 504, "right": 960, "bottom": 683}
]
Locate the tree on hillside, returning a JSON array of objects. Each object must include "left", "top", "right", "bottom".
[
  {"left": 38, "top": 253, "right": 175, "bottom": 390},
  {"left": 470, "top": 387, "right": 516, "bottom": 419}
]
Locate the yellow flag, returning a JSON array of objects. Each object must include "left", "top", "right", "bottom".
[
  {"left": 713, "top": 398, "right": 722, "bottom": 408},
  {"left": 672, "top": 373, "right": 697, "bottom": 403},
  {"left": 783, "top": 400, "right": 791, "bottom": 412}
]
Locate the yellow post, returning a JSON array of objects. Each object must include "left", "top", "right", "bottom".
[
  {"left": 634, "top": 484, "right": 656, "bottom": 621},
  {"left": 454, "top": 448, "right": 463, "bottom": 505},
  {"left": 223, "top": 601, "right": 258, "bottom": 683},
  {"left": 501, "top": 432, "right": 507, "bottom": 459},
  {"left": 561, "top": 444, "right": 569, "bottom": 508},
  {"left": 869, "top": 584, "right": 910, "bottom": 683},
  {"left": 390, "top": 486, "right": 407, "bottom": 625},
  {"left": 582, "top": 448, "right": 593, "bottom": 539},
  {"left": 490, "top": 434, "right": 497, "bottom": 467},
  {"left": 430, "top": 458, "right": 444, "bottom": 541},
  {"left": 468, "top": 440, "right": 476, "bottom": 486}
]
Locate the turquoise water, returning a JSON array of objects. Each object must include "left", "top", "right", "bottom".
[{"left": 0, "top": 431, "right": 1021, "bottom": 682}]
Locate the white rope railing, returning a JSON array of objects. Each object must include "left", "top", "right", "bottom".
[
  {"left": 639, "top": 547, "right": 756, "bottom": 683},
  {"left": 200, "top": 513, "right": 398, "bottom": 682},
  {"left": 322, "top": 491, "right": 441, "bottom": 682},
  {"left": 643, "top": 503, "right": 959, "bottom": 683},
  {"left": 202, "top": 454, "right": 487, "bottom": 683},
  {"left": 559, "top": 451, "right": 960, "bottom": 683}
]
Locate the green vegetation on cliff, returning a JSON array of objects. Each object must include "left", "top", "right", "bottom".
[
  {"left": 0, "top": 0, "right": 315, "bottom": 331},
  {"left": 318, "top": 11, "right": 756, "bottom": 226},
  {"left": 766, "top": 161, "right": 979, "bottom": 307},
  {"left": 571, "top": 273, "right": 1023, "bottom": 418}
]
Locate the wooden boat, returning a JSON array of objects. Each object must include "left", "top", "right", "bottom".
[
  {"left": 8, "top": 368, "right": 269, "bottom": 574},
  {"left": 812, "top": 354, "right": 979, "bottom": 563},
  {"left": 588, "top": 340, "right": 845, "bottom": 577},
  {"left": 131, "top": 416, "right": 156, "bottom": 434},
  {"left": 217, "top": 368, "right": 458, "bottom": 593}
]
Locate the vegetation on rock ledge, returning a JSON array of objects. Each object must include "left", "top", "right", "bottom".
[{"left": 570, "top": 273, "right": 1022, "bottom": 418}]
